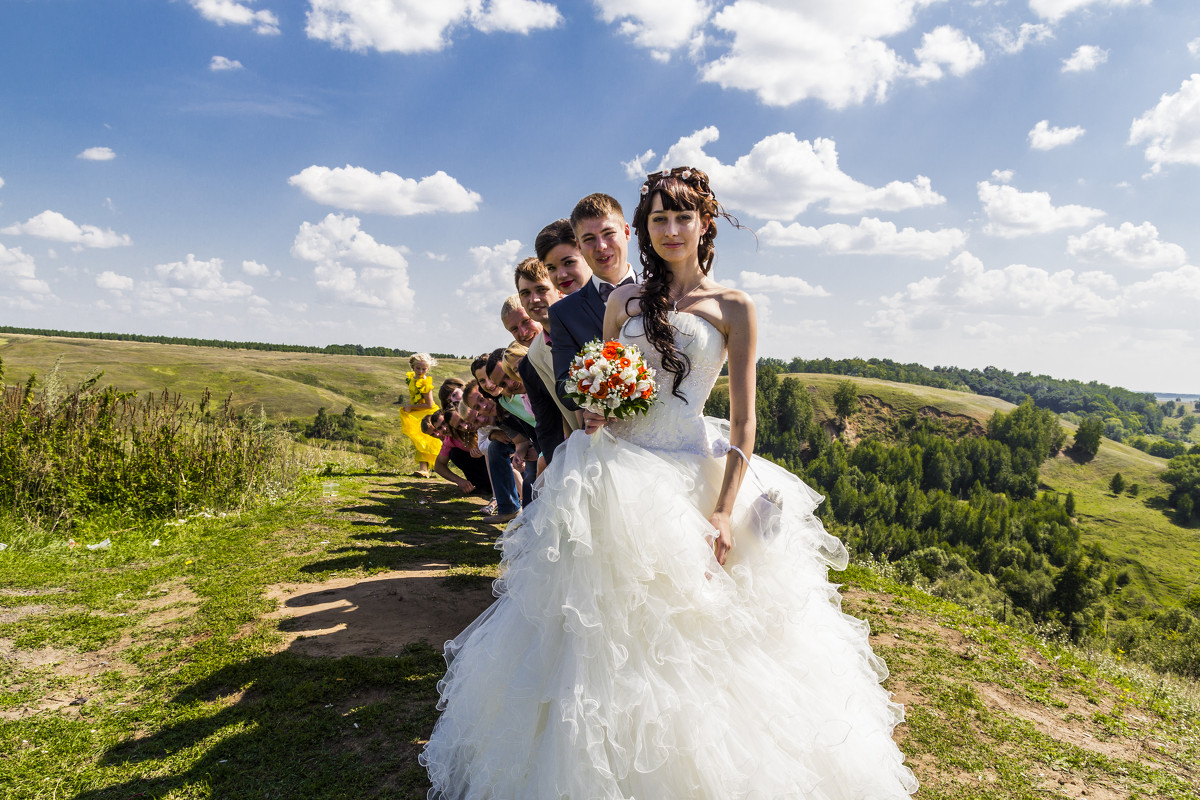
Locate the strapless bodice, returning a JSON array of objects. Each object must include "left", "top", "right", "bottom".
[{"left": 608, "top": 311, "right": 726, "bottom": 454}]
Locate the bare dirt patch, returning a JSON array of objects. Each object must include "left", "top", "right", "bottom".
[
  {"left": 0, "top": 580, "right": 199, "bottom": 720},
  {"left": 0, "top": 605, "right": 52, "bottom": 624},
  {"left": 0, "top": 637, "right": 130, "bottom": 719},
  {"left": 266, "top": 565, "right": 496, "bottom": 658}
]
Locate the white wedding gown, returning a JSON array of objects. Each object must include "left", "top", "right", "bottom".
[{"left": 421, "top": 312, "right": 918, "bottom": 799}]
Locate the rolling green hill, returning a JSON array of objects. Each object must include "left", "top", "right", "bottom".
[
  {"left": 0, "top": 333, "right": 472, "bottom": 420},
  {"left": 797, "top": 374, "right": 1195, "bottom": 611},
  {"left": 4, "top": 334, "right": 1194, "bottom": 609}
]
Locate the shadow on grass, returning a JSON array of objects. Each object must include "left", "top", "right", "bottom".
[
  {"left": 72, "top": 568, "right": 499, "bottom": 800},
  {"left": 274, "top": 574, "right": 495, "bottom": 659},
  {"left": 301, "top": 480, "right": 503, "bottom": 576},
  {"left": 72, "top": 645, "right": 442, "bottom": 800}
]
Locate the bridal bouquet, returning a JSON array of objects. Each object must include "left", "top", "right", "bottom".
[{"left": 565, "top": 339, "right": 658, "bottom": 418}]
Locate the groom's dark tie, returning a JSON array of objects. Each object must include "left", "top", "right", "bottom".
[{"left": 598, "top": 276, "right": 635, "bottom": 303}]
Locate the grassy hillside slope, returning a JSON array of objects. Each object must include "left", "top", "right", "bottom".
[
  {"left": 0, "top": 333, "right": 471, "bottom": 420},
  {"left": 4, "top": 335, "right": 1194, "bottom": 606},
  {"left": 788, "top": 372, "right": 1018, "bottom": 424},
  {"left": 1041, "top": 442, "right": 1200, "bottom": 607},
  {"left": 782, "top": 373, "right": 1198, "bottom": 609},
  {"left": 1, "top": 475, "right": 1197, "bottom": 799}
]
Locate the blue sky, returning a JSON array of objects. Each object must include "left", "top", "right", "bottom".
[{"left": 2, "top": 0, "right": 1200, "bottom": 393}]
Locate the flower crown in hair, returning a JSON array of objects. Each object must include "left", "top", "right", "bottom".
[{"left": 640, "top": 166, "right": 710, "bottom": 196}]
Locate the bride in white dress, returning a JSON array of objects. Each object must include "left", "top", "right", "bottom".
[{"left": 420, "top": 167, "right": 919, "bottom": 799}]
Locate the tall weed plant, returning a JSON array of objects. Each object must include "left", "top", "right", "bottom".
[{"left": 0, "top": 357, "right": 297, "bottom": 529}]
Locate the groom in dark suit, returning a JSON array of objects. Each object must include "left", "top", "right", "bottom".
[{"left": 548, "top": 193, "right": 637, "bottom": 416}]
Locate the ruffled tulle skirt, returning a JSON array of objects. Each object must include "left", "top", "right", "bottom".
[
  {"left": 400, "top": 405, "right": 442, "bottom": 464},
  {"left": 421, "top": 425, "right": 918, "bottom": 799}
]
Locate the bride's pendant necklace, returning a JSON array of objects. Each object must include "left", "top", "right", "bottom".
[{"left": 671, "top": 274, "right": 707, "bottom": 312}]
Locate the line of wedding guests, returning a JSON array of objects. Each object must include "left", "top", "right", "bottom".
[{"left": 417, "top": 193, "right": 638, "bottom": 523}]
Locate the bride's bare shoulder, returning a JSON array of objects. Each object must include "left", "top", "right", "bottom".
[{"left": 711, "top": 284, "right": 754, "bottom": 321}]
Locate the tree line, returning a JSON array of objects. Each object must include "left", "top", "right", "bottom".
[
  {"left": 771, "top": 356, "right": 1163, "bottom": 436},
  {"left": 0, "top": 326, "right": 458, "bottom": 360}
]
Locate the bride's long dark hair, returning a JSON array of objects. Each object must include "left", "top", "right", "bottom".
[{"left": 630, "top": 166, "right": 737, "bottom": 401}]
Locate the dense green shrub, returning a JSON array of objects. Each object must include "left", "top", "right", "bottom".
[{"left": 0, "top": 358, "right": 293, "bottom": 529}]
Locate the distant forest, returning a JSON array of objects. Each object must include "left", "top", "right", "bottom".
[
  {"left": 768, "top": 356, "right": 1164, "bottom": 436},
  {"left": 0, "top": 326, "right": 459, "bottom": 360}
]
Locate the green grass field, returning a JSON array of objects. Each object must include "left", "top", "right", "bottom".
[
  {"left": 2, "top": 338, "right": 1199, "bottom": 796},
  {"left": 782, "top": 372, "right": 1018, "bottom": 424},
  {"left": 2, "top": 473, "right": 1197, "bottom": 799},
  {"left": 0, "top": 333, "right": 472, "bottom": 420},
  {"left": 1040, "top": 440, "right": 1200, "bottom": 607},
  {"left": 5, "top": 334, "right": 1194, "bottom": 607}
]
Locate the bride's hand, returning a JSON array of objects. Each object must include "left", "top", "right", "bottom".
[
  {"left": 582, "top": 410, "right": 608, "bottom": 435},
  {"left": 709, "top": 511, "right": 733, "bottom": 565}
]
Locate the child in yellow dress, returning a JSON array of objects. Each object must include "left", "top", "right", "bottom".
[{"left": 399, "top": 353, "right": 441, "bottom": 477}]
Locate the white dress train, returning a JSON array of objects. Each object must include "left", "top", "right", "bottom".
[{"left": 420, "top": 311, "right": 918, "bottom": 799}]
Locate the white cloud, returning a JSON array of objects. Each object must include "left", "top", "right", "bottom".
[
  {"left": 0, "top": 243, "right": 52, "bottom": 297},
  {"left": 991, "top": 22, "right": 1053, "bottom": 55},
  {"left": 1028, "top": 119, "right": 1086, "bottom": 150},
  {"left": 1189, "top": 38, "right": 1200, "bottom": 58},
  {"left": 622, "top": 149, "right": 657, "bottom": 180},
  {"left": 455, "top": 239, "right": 524, "bottom": 318},
  {"left": 978, "top": 181, "right": 1104, "bottom": 237},
  {"left": 1062, "top": 45, "right": 1108, "bottom": 73},
  {"left": 1129, "top": 73, "right": 1200, "bottom": 173},
  {"left": 592, "top": 0, "right": 712, "bottom": 60},
  {"left": 910, "top": 26, "right": 985, "bottom": 82},
  {"left": 241, "top": 259, "right": 273, "bottom": 276},
  {"left": 736, "top": 270, "right": 829, "bottom": 297},
  {"left": 648, "top": 127, "right": 945, "bottom": 220},
  {"left": 991, "top": 168, "right": 1015, "bottom": 183},
  {"left": 1030, "top": 0, "right": 1150, "bottom": 24},
  {"left": 869, "top": 251, "right": 1120, "bottom": 336},
  {"left": 1, "top": 210, "right": 132, "bottom": 249},
  {"left": 699, "top": 0, "right": 965, "bottom": 109},
  {"left": 758, "top": 217, "right": 966, "bottom": 260},
  {"left": 155, "top": 255, "right": 256, "bottom": 302},
  {"left": 1066, "top": 222, "right": 1188, "bottom": 269},
  {"left": 291, "top": 213, "right": 414, "bottom": 309},
  {"left": 1121, "top": 265, "right": 1200, "bottom": 326},
  {"left": 469, "top": 0, "right": 563, "bottom": 34},
  {"left": 78, "top": 146, "right": 116, "bottom": 161},
  {"left": 96, "top": 270, "right": 135, "bottom": 291},
  {"left": 210, "top": 55, "right": 244, "bottom": 71},
  {"left": 288, "top": 165, "right": 482, "bottom": 215},
  {"left": 304, "top": 0, "right": 559, "bottom": 54},
  {"left": 188, "top": 0, "right": 280, "bottom": 35}
]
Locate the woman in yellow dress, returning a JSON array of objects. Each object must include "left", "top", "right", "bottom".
[{"left": 399, "top": 353, "right": 442, "bottom": 477}]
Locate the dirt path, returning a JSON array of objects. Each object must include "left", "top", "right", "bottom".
[{"left": 266, "top": 567, "right": 496, "bottom": 657}]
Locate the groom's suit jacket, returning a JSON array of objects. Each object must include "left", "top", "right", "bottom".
[{"left": 548, "top": 279, "right": 606, "bottom": 412}]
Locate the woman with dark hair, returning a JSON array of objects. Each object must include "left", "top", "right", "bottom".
[
  {"left": 424, "top": 408, "right": 491, "bottom": 497},
  {"left": 422, "top": 168, "right": 918, "bottom": 798},
  {"left": 534, "top": 217, "right": 592, "bottom": 295}
]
